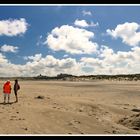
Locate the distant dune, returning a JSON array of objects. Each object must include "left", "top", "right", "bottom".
[{"left": 1, "top": 73, "right": 140, "bottom": 81}]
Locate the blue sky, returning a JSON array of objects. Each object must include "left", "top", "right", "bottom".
[{"left": 0, "top": 5, "right": 140, "bottom": 77}]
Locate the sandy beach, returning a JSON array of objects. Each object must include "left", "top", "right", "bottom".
[{"left": 0, "top": 80, "right": 140, "bottom": 135}]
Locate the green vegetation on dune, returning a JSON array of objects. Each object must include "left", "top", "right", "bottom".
[{"left": 1, "top": 73, "right": 140, "bottom": 81}]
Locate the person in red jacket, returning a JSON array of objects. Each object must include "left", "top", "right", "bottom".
[{"left": 3, "top": 80, "right": 11, "bottom": 104}]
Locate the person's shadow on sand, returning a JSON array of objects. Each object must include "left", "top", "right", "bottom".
[{"left": 0, "top": 101, "right": 17, "bottom": 105}]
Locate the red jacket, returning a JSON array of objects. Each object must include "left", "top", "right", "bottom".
[{"left": 3, "top": 81, "right": 11, "bottom": 94}]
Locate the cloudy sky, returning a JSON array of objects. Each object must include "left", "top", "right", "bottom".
[{"left": 0, "top": 5, "right": 140, "bottom": 77}]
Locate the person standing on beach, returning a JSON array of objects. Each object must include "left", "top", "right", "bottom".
[
  {"left": 14, "top": 79, "right": 20, "bottom": 102},
  {"left": 3, "top": 80, "right": 11, "bottom": 104}
]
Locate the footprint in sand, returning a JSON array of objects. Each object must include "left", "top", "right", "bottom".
[
  {"left": 74, "top": 120, "right": 81, "bottom": 124},
  {"left": 11, "top": 116, "right": 17, "bottom": 118},
  {"left": 104, "top": 131, "right": 110, "bottom": 133},
  {"left": 68, "top": 133, "right": 72, "bottom": 134},
  {"left": 13, "top": 118, "right": 25, "bottom": 121},
  {"left": 52, "top": 106, "right": 61, "bottom": 110},
  {"left": 88, "top": 111, "right": 96, "bottom": 116},
  {"left": 123, "top": 107, "right": 128, "bottom": 109},
  {"left": 132, "top": 108, "right": 140, "bottom": 112},
  {"left": 79, "top": 109, "right": 83, "bottom": 112},
  {"left": 135, "top": 114, "right": 140, "bottom": 117},
  {"left": 68, "top": 120, "right": 84, "bottom": 134},
  {"left": 57, "top": 107, "right": 61, "bottom": 110},
  {"left": 10, "top": 116, "right": 17, "bottom": 121},
  {"left": 112, "top": 130, "right": 120, "bottom": 134},
  {"left": 133, "top": 127, "right": 140, "bottom": 130},
  {"left": 21, "top": 127, "right": 28, "bottom": 131},
  {"left": 68, "top": 122, "right": 73, "bottom": 126},
  {"left": 69, "top": 120, "right": 81, "bottom": 126},
  {"left": 124, "top": 104, "right": 130, "bottom": 106},
  {"left": 24, "top": 128, "right": 28, "bottom": 131}
]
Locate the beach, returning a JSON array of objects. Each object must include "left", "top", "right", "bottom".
[{"left": 0, "top": 80, "right": 140, "bottom": 135}]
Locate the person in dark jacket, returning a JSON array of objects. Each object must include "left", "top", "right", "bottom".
[{"left": 14, "top": 79, "right": 20, "bottom": 103}]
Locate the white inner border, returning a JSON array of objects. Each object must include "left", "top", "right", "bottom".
[
  {"left": 0, "top": 4, "right": 140, "bottom": 6},
  {"left": 0, "top": 4, "right": 140, "bottom": 136}
]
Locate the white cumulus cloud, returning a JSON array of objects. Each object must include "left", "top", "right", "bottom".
[
  {"left": 20, "top": 54, "right": 81, "bottom": 77},
  {"left": 74, "top": 19, "right": 99, "bottom": 28},
  {"left": 0, "top": 53, "right": 8, "bottom": 64},
  {"left": 82, "top": 10, "right": 92, "bottom": 16},
  {"left": 0, "top": 18, "right": 28, "bottom": 36},
  {"left": 80, "top": 45, "right": 140, "bottom": 75},
  {"left": 74, "top": 19, "right": 89, "bottom": 27},
  {"left": 0, "top": 44, "right": 18, "bottom": 53},
  {"left": 45, "top": 25, "right": 98, "bottom": 54},
  {"left": 107, "top": 22, "right": 140, "bottom": 46},
  {"left": 0, "top": 53, "right": 83, "bottom": 77},
  {"left": 63, "top": 54, "right": 69, "bottom": 58},
  {"left": 25, "top": 53, "right": 42, "bottom": 61},
  {"left": 2, "top": 46, "right": 140, "bottom": 77}
]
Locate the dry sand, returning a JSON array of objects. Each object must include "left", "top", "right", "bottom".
[{"left": 0, "top": 80, "right": 140, "bottom": 135}]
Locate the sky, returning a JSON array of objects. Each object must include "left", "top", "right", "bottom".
[{"left": 0, "top": 5, "right": 140, "bottom": 77}]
